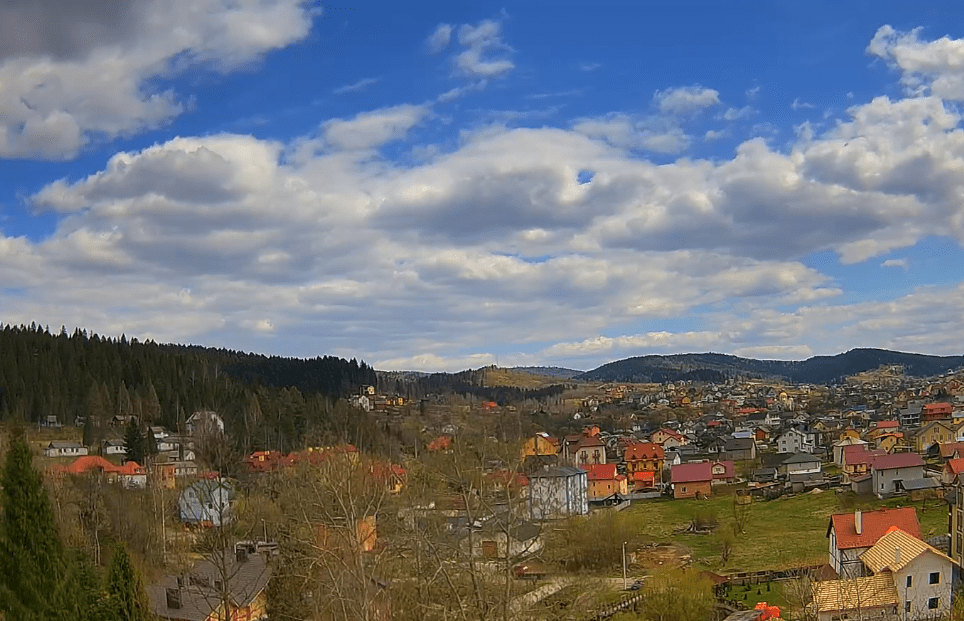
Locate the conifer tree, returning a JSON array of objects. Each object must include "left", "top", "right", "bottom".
[
  {"left": 100, "top": 545, "right": 150, "bottom": 621},
  {"left": 0, "top": 430, "right": 69, "bottom": 618},
  {"left": 124, "top": 418, "right": 146, "bottom": 465}
]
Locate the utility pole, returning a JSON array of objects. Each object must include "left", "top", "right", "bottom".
[{"left": 622, "top": 541, "right": 628, "bottom": 590}]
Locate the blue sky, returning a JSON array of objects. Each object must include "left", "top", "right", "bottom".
[{"left": 3, "top": 1, "right": 964, "bottom": 371}]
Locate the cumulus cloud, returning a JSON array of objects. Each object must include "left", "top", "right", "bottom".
[
  {"left": 453, "top": 20, "right": 515, "bottom": 79},
  {"left": 0, "top": 0, "right": 313, "bottom": 160},
  {"left": 10, "top": 26, "right": 964, "bottom": 370},
  {"left": 867, "top": 25, "right": 964, "bottom": 99},
  {"left": 427, "top": 23, "right": 453, "bottom": 53},
  {"left": 653, "top": 85, "right": 720, "bottom": 114}
]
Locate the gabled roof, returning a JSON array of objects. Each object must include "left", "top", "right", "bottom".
[
  {"left": 828, "top": 507, "right": 922, "bottom": 550},
  {"left": 870, "top": 452, "right": 924, "bottom": 470},
  {"left": 711, "top": 460, "right": 735, "bottom": 480},
  {"left": 671, "top": 462, "right": 713, "bottom": 484},
  {"left": 946, "top": 457, "right": 964, "bottom": 476},
  {"left": 782, "top": 452, "right": 821, "bottom": 465},
  {"left": 939, "top": 442, "right": 964, "bottom": 459},
  {"left": 581, "top": 464, "right": 618, "bottom": 481},
  {"left": 860, "top": 527, "right": 954, "bottom": 573},
  {"left": 624, "top": 441, "right": 663, "bottom": 461},
  {"left": 529, "top": 466, "right": 585, "bottom": 479},
  {"left": 812, "top": 572, "right": 897, "bottom": 614}
]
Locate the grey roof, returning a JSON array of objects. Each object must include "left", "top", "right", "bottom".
[
  {"left": 47, "top": 441, "right": 83, "bottom": 448},
  {"left": 529, "top": 466, "right": 585, "bottom": 478},
  {"left": 900, "top": 477, "right": 941, "bottom": 491},
  {"left": 150, "top": 548, "right": 272, "bottom": 620},
  {"left": 781, "top": 452, "right": 821, "bottom": 465},
  {"left": 724, "top": 437, "right": 754, "bottom": 451}
]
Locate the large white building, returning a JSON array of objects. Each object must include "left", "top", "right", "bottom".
[{"left": 527, "top": 466, "right": 588, "bottom": 521}]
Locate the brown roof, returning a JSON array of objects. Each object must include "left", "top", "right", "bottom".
[
  {"left": 828, "top": 507, "right": 922, "bottom": 550},
  {"left": 812, "top": 571, "right": 898, "bottom": 614},
  {"left": 870, "top": 452, "right": 924, "bottom": 470}
]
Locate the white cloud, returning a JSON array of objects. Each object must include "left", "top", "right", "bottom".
[
  {"left": 746, "top": 86, "right": 761, "bottom": 99},
  {"left": 297, "top": 103, "right": 432, "bottom": 153},
  {"left": 333, "top": 76, "right": 380, "bottom": 94},
  {"left": 881, "top": 258, "right": 909, "bottom": 270},
  {"left": 791, "top": 98, "right": 815, "bottom": 110},
  {"left": 573, "top": 114, "right": 691, "bottom": 153},
  {"left": 454, "top": 20, "right": 515, "bottom": 79},
  {"left": 0, "top": 0, "right": 313, "bottom": 160},
  {"left": 427, "top": 23, "right": 453, "bottom": 53},
  {"left": 867, "top": 25, "right": 964, "bottom": 99},
  {"left": 579, "top": 61, "right": 601, "bottom": 72},
  {"left": 722, "top": 106, "right": 754, "bottom": 121},
  {"left": 653, "top": 85, "right": 720, "bottom": 114}
]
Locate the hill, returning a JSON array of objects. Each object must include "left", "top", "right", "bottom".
[
  {"left": 577, "top": 348, "right": 964, "bottom": 385},
  {"left": 509, "top": 366, "right": 584, "bottom": 379}
]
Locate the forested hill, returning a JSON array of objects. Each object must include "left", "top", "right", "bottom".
[
  {"left": 577, "top": 349, "right": 964, "bottom": 384},
  {"left": 0, "top": 323, "right": 378, "bottom": 453}
]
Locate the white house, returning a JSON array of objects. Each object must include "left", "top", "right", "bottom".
[
  {"left": 102, "top": 439, "right": 126, "bottom": 456},
  {"left": 186, "top": 410, "right": 224, "bottom": 437},
  {"left": 350, "top": 395, "right": 372, "bottom": 412},
  {"left": 828, "top": 508, "right": 922, "bottom": 578},
  {"left": 776, "top": 428, "right": 815, "bottom": 454},
  {"left": 44, "top": 441, "right": 89, "bottom": 458},
  {"left": 871, "top": 453, "right": 926, "bottom": 498},
  {"left": 459, "top": 520, "right": 542, "bottom": 559},
  {"left": 528, "top": 466, "right": 588, "bottom": 520}
]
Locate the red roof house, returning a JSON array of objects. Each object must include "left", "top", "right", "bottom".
[
  {"left": 827, "top": 507, "right": 922, "bottom": 575},
  {"left": 670, "top": 462, "right": 713, "bottom": 499}
]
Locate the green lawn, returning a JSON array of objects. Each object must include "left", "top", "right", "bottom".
[{"left": 622, "top": 488, "right": 949, "bottom": 573}]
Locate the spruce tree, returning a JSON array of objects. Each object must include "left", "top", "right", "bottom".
[
  {"left": 124, "top": 418, "right": 145, "bottom": 465},
  {"left": 100, "top": 545, "right": 150, "bottom": 621},
  {"left": 0, "top": 430, "right": 69, "bottom": 618}
]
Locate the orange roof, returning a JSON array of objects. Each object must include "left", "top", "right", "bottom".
[
  {"left": 632, "top": 471, "right": 655, "bottom": 483},
  {"left": 582, "top": 464, "right": 618, "bottom": 481},
  {"left": 625, "top": 441, "right": 664, "bottom": 461},
  {"left": 55, "top": 456, "right": 144, "bottom": 477},
  {"left": 828, "top": 507, "right": 922, "bottom": 550},
  {"left": 947, "top": 457, "right": 964, "bottom": 476}
]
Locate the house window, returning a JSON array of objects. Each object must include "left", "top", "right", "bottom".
[
  {"left": 905, "top": 601, "right": 911, "bottom": 613},
  {"left": 930, "top": 572, "right": 940, "bottom": 584},
  {"left": 906, "top": 575, "right": 912, "bottom": 588},
  {"left": 928, "top": 597, "right": 940, "bottom": 610}
]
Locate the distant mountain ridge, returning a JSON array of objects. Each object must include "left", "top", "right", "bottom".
[{"left": 576, "top": 349, "right": 964, "bottom": 385}]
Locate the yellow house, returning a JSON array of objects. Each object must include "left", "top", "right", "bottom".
[
  {"left": 914, "top": 420, "right": 956, "bottom": 453},
  {"left": 521, "top": 434, "right": 559, "bottom": 460}
]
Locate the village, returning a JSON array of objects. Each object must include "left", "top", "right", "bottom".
[{"left": 23, "top": 362, "right": 964, "bottom": 621}]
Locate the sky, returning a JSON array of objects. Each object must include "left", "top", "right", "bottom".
[{"left": 3, "top": 1, "right": 964, "bottom": 372}]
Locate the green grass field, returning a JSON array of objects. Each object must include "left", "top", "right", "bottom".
[{"left": 622, "top": 489, "right": 949, "bottom": 574}]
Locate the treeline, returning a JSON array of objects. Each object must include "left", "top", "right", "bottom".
[
  {"left": 0, "top": 323, "right": 380, "bottom": 454},
  {"left": 393, "top": 368, "right": 570, "bottom": 404}
]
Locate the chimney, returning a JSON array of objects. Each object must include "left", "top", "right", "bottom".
[
  {"left": 895, "top": 547, "right": 901, "bottom": 565},
  {"left": 854, "top": 510, "right": 862, "bottom": 535},
  {"left": 166, "top": 588, "right": 182, "bottom": 610}
]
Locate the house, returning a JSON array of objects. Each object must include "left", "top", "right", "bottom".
[
  {"left": 573, "top": 434, "right": 607, "bottom": 466},
  {"left": 460, "top": 519, "right": 542, "bottom": 560},
  {"left": 582, "top": 463, "right": 627, "bottom": 501},
  {"left": 521, "top": 434, "right": 559, "bottom": 460},
  {"left": 670, "top": 462, "right": 713, "bottom": 499},
  {"left": 860, "top": 528, "right": 956, "bottom": 620},
  {"left": 528, "top": 466, "right": 588, "bottom": 520},
  {"left": 911, "top": 420, "right": 956, "bottom": 453},
  {"left": 922, "top": 402, "right": 953, "bottom": 422},
  {"left": 870, "top": 453, "right": 926, "bottom": 498},
  {"left": 775, "top": 428, "right": 815, "bottom": 454},
  {"left": 624, "top": 441, "right": 663, "bottom": 489},
  {"left": 723, "top": 437, "right": 756, "bottom": 461},
  {"left": 943, "top": 458, "right": 964, "bottom": 485},
  {"left": 650, "top": 428, "right": 688, "bottom": 448},
  {"left": 44, "top": 441, "right": 89, "bottom": 458},
  {"left": 154, "top": 460, "right": 200, "bottom": 489},
  {"left": 875, "top": 433, "right": 903, "bottom": 453},
  {"left": 149, "top": 541, "right": 273, "bottom": 621},
  {"left": 710, "top": 460, "right": 736, "bottom": 484},
  {"left": 938, "top": 441, "right": 964, "bottom": 461},
  {"left": 833, "top": 437, "right": 868, "bottom": 466},
  {"left": 779, "top": 452, "right": 822, "bottom": 477},
  {"left": 827, "top": 508, "right": 922, "bottom": 577},
  {"left": 49, "top": 456, "right": 147, "bottom": 489},
  {"left": 810, "top": 572, "right": 898, "bottom": 621},
  {"left": 102, "top": 438, "right": 126, "bottom": 456},
  {"left": 186, "top": 410, "right": 224, "bottom": 437},
  {"left": 842, "top": 445, "right": 886, "bottom": 479},
  {"left": 179, "top": 479, "right": 236, "bottom": 527}
]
